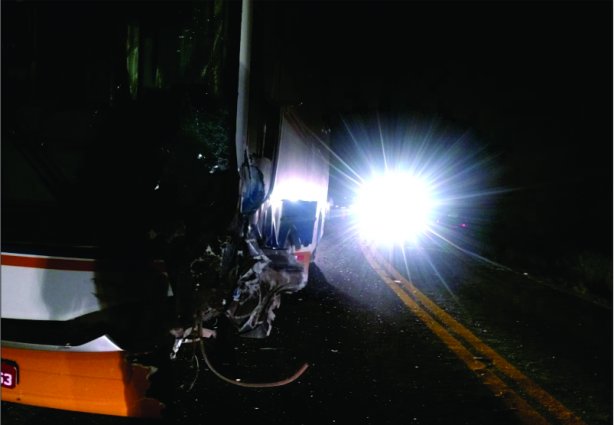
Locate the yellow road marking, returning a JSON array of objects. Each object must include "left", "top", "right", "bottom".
[{"left": 361, "top": 243, "right": 587, "bottom": 425}]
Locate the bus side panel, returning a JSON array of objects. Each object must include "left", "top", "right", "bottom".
[{"left": 271, "top": 108, "right": 329, "bottom": 206}]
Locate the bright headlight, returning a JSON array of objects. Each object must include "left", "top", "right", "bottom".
[{"left": 353, "top": 172, "right": 435, "bottom": 244}]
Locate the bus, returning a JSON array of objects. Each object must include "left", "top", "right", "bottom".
[{"left": 1, "top": 0, "right": 329, "bottom": 417}]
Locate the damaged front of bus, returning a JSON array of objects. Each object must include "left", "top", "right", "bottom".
[{"left": 2, "top": 0, "right": 327, "bottom": 417}]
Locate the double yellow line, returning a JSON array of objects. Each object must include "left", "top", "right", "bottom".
[{"left": 361, "top": 243, "right": 586, "bottom": 425}]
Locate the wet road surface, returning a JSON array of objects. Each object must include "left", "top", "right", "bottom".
[{"left": 2, "top": 219, "right": 611, "bottom": 424}]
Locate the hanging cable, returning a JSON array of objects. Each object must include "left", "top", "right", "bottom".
[{"left": 197, "top": 320, "right": 309, "bottom": 388}]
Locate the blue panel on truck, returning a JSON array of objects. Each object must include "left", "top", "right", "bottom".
[{"left": 278, "top": 200, "right": 318, "bottom": 248}]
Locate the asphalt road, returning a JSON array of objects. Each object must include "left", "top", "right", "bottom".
[{"left": 2, "top": 218, "right": 611, "bottom": 425}]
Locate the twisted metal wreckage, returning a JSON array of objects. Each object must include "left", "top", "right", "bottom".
[
  {"left": 164, "top": 150, "right": 312, "bottom": 388},
  {"left": 164, "top": 0, "right": 329, "bottom": 387}
]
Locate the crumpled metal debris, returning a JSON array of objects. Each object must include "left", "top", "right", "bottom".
[
  {"left": 170, "top": 326, "right": 217, "bottom": 360},
  {"left": 169, "top": 233, "right": 306, "bottom": 353},
  {"left": 226, "top": 239, "right": 305, "bottom": 338}
]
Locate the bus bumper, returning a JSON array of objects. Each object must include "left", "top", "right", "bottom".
[{"left": 1, "top": 345, "right": 163, "bottom": 418}]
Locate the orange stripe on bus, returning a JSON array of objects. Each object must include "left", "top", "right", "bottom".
[
  {"left": 1, "top": 347, "right": 163, "bottom": 418},
  {"left": 1, "top": 254, "right": 167, "bottom": 273},
  {"left": 1, "top": 255, "right": 95, "bottom": 271}
]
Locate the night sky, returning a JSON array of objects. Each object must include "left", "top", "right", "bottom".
[
  {"left": 256, "top": 1, "right": 612, "bottom": 258},
  {"left": 2, "top": 1, "right": 612, "bottom": 268}
]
